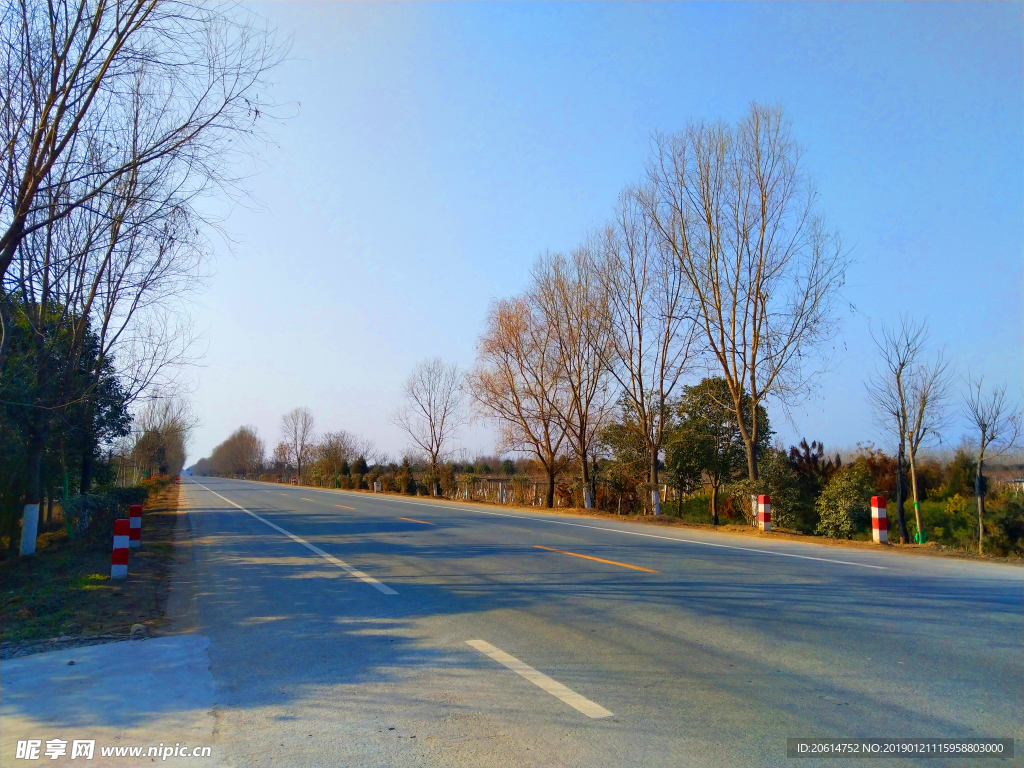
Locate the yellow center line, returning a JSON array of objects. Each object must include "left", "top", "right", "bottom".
[
  {"left": 301, "top": 498, "right": 315, "bottom": 502},
  {"left": 336, "top": 504, "right": 355, "bottom": 510},
  {"left": 399, "top": 517, "right": 436, "bottom": 526},
  {"left": 533, "top": 545, "right": 659, "bottom": 573}
]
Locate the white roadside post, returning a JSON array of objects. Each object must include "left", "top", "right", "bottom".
[
  {"left": 19, "top": 502, "right": 40, "bottom": 555},
  {"left": 871, "top": 496, "right": 888, "bottom": 543},
  {"left": 757, "top": 494, "right": 771, "bottom": 532}
]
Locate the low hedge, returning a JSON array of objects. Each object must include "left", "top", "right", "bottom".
[{"left": 62, "top": 478, "right": 172, "bottom": 543}]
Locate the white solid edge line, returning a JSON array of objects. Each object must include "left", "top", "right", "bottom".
[
  {"left": 187, "top": 479, "right": 398, "bottom": 595},
  {"left": 466, "top": 639, "right": 613, "bottom": 719},
  {"left": 290, "top": 486, "right": 885, "bottom": 571}
]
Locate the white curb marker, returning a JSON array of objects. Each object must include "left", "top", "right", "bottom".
[
  {"left": 188, "top": 480, "right": 398, "bottom": 595},
  {"left": 466, "top": 639, "right": 613, "bottom": 719}
]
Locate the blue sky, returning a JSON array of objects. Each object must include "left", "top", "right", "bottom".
[{"left": 186, "top": 1, "right": 1023, "bottom": 463}]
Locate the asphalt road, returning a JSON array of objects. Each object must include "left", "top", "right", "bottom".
[{"left": 179, "top": 477, "right": 1023, "bottom": 768}]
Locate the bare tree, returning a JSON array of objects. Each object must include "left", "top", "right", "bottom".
[
  {"left": 392, "top": 358, "right": 464, "bottom": 495},
  {"left": 0, "top": 0, "right": 284, "bottom": 295},
  {"left": 316, "top": 430, "right": 376, "bottom": 478},
  {"left": 2, "top": 0, "right": 280, "bottom": 552},
  {"left": 530, "top": 244, "right": 615, "bottom": 508},
  {"left": 280, "top": 407, "right": 315, "bottom": 482},
  {"left": 468, "top": 296, "right": 567, "bottom": 508},
  {"left": 272, "top": 441, "right": 291, "bottom": 472},
  {"left": 209, "top": 425, "right": 265, "bottom": 477},
  {"left": 597, "top": 191, "right": 694, "bottom": 515},
  {"left": 964, "top": 375, "right": 1021, "bottom": 553},
  {"left": 644, "top": 103, "right": 847, "bottom": 483},
  {"left": 121, "top": 393, "right": 196, "bottom": 487},
  {"left": 867, "top": 317, "right": 954, "bottom": 543}
]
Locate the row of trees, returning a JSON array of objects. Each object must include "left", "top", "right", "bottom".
[
  {"left": 463, "top": 104, "right": 845, "bottom": 515},
  {"left": 193, "top": 104, "right": 1018, "bottom": 553},
  {"left": 193, "top": 408, "right": 379, "bottom": 485},
  {"left": 1, "top": 0, "right": 284, "bottom": 555},
  {"left": 388, "top": 105, "right": 1018, "bottom": 548}
]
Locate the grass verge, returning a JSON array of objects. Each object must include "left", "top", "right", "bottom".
[{"left": 0, "top": 483, "right": 180, "bottom": 649}]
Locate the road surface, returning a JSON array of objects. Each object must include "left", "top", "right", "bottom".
[{"left": 169, "top": 478, "right": 1023, "bottom": 765}]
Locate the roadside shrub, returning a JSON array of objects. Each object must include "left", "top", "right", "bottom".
[
  {"left": 815, "top": 460, "right": 875, "bottom": 539},
  {"left": 985, "top": 495, "right": 1024, "bottom": 556},
  {"left": 944, "top": 448, "right": 977, "bottom": 498},
  {"left": 395, "top": 459, "right": 414, "bottom": 494},
  {"left": 727, "top": 448, "right": 802, "bottom": 530},
  {"left": 63, "top": 486, "right": 150, "bottom": 542}
]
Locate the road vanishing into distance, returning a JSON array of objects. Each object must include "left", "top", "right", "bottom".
[{"left": 178, "top": 477, "right": 1022, "bottom": 767}]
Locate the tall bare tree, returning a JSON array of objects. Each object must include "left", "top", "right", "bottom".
[
  {"left": 598, "top": 191, "right": 694, "bottom": 515},
  {"left": 392, "top": 358, "right": 463, "bottom": 495},
  {"left": 530, "top": 244, "right": 615, "bottom": 508},
  {"left": 0, "top": 0, "right": 283, "bottom": 291},
  {"left": 468, "top": 296, "right": 567, "bottom": 508},
  {"left": 280, "top": 407, "right": 315, "bottom": 482},
  {"left": 963, "top": 375, "right": 1020, "bottom": 553},
  {"left": 2, "top": 0, "right": 282, "bottom": 554},
  {"left": 644, "top": 103, "right": 847, "bottom": 484},
  {"left": 867, "top": 317, "right": 954, "bottom": 543},
  {"left": 4, "top": 85, "right": 206, "bottom": 548}
]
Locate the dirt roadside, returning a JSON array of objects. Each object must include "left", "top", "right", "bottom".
[{"left": 0, "top": 483, "right": 185, "bottom": 659}]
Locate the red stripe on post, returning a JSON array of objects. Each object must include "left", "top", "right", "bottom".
[
  {"left": 114, "top": 519, "right": 130, "bottom": 535},
  {"left": 872, "top": 517, "right": 888, "bottom": 531},
  {"left": 111, "top": 549, "right": 129, "bottom": 565},
  {"left": 129, "top": 504, "right": 142, "bottom": 517}
]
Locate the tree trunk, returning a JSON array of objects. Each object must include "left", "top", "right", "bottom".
[
  {"left": 894, "top": 444, "right": 910, "bottom": 544},
  {"left": 19, "top": 435, "right": 45, "bottom": 556},
  {"left": 0, "top": 301, "right": 11, "bottom": 381},
  {"left": 650, "top": 453, "right": 661, "bottom": 516},
  {"left": 976, "top": 453, "right": 986, "bottom": 555},
  {"left": 742, "top": 435, "right": 759, "bottom": 482},
  {"left": 709, "top": 484, "right": 719, "bottom": 526},
  {"left": 906, "top": 442, "right": 923, "bottom": 542},
  {"left": 545, "top": 467, "right": 556, "bottom": 508},
  {"left": 581, "top": 455, "right": 593, "bottom": 509}
]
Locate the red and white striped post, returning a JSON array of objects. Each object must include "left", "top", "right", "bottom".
[
  {"left": 111, "top": 519, "right": 130, "bottom": 579},
  {"left": 871, "top": 496, "right": 888, "bottom": 543},
  {"left": 128, "top": 504, "right": 142, "bottom": 548},
  {"left": 757, "top": 494, "right": 771, "bottom": 531}
]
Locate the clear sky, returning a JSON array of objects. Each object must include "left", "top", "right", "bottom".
[{"left": 184, "top": 1, "right": 1023, "bottom": 464}]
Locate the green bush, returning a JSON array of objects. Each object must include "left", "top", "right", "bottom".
[
  {"left": 63, "top": 485, "right": 150, "bottom": 542},
  {"left": 815, "top": 460, "right": 875, "bottom": 539},
  {"left": 727, "top": 448, "right": 803, "bottom": 530}
]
